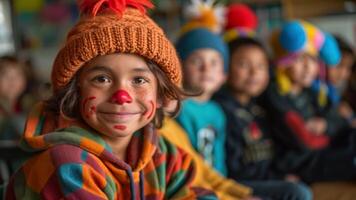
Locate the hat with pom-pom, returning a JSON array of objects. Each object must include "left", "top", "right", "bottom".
[
  {"left": 223, "top": 3, "right": 258, "bottom": 42},
  {"left": 271, "top": 20, "right": 341, "bottom": 66},
  {"left": 176, "top": 0, "right": 229, "bottom": 71},
  {"left": 180, "top": 0, "right": 225, "bottom": 35},
  {"left": 176, "top": 28, "right": 229, "bottom": 71},
  {"left": 51, "top": 0, "right": 181, "bottom": 92}
]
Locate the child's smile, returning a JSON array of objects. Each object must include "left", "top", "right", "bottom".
[{"left": 78, "top": 53, "right": 159, "bottom": 141}]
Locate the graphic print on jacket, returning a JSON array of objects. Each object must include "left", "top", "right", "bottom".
[
  {"left": 176, "top": 99, "right": 227, "bottom": 176},
  {"left": 213, "top": 88, "right": 276, "bottom": 180}
]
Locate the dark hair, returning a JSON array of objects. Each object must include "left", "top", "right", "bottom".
[
  {"left": 45, "top": 60, "right": 188, "bottom": 128},
  {"left": 0, "top": 55, "right": 28, "bottom": 79},
  {"left": 228, "top": 37, "right": 268, "bottom": 59},
  {"left": 334, "top": 35, "right": 354, "bottom": 55}
]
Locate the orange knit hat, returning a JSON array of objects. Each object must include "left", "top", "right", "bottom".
[{"left": 51, "top": 0, "right": 181, "bottom": 92}]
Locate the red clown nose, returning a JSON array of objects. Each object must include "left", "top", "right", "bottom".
[{"left": 111, "top": 90, "right": 132, "bottom": 105}]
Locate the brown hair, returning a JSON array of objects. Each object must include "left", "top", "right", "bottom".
[
  {"left": 45, "top": 59, "right": 189, "bottom": 128},
  {"left": 0, "top": 56, "right": 28, "bottom": 79}
]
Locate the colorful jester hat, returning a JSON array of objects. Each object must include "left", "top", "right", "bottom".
[
  {"left": 270, "top": 20, "right": 341, "bottom": 104},
  {"left": 223, "top": 3, "right": 258, "bottom": 42},
  {"left": 270, "top": 20, "right": 341, "bottom": 67},
  {"left": 176, "top": 0, "right": 229, "bottom": 71},
  {"left": 51, "top": 0, "right": 182, "bottom": 92}
]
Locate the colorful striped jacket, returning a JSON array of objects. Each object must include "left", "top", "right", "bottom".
[{"left": 5, "top": 103, "right": 217, "bottom": 200}]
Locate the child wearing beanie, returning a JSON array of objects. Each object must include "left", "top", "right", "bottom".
[
  {"left": 5, "top": 1, "right": 217, "bottom": 199},
  {"left": 159, "top": 2, "right": 257, "bottom": 200},
  {"left": 213, "top": 4, "right": 312, "bottom": 200},
  {"left": 262, "top": 20, "right": 356, "bottom": 183},
  {"left": 174, "top": 0, "right": 228, "bottom": 176}
]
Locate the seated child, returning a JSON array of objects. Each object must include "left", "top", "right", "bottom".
[
  {"left": 174, "top": 1, "right": 229, "bottom": 176},
  {"left": 0, "top": 56, "right": 29, "bottom": 184},
  {"left": 329, "top": 35, "right": 356, "bottom": 127},
  {"left": 264, "top": 20, "right": 356, "bottom": 183},
  {"left": 160, "top": 116, "right": 254, "bottom": 200},
  {"left": 343, "top": 62, "right": 356, "bottom": 127},
  {"left": 160, "top": 2, "right": 259, "bottom": 199},
  {"left": 213, "top": 29, "right": 312, "bottom": 200},
  {"left": 214, "top": 5, "right": 312, "bottom": 200},
  {"left": 0, "top": 56, "right": 27, "bottom": 140},
  {"left": 5, "top": 1, "right": 216, "bottom": 199}
]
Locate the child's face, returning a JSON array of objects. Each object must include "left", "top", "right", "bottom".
[
  {"left": 228, "top": 45, "right": 269, "bottom": 97},
  {"left": 78, "top": 53, "right": 159, "bottom": 139},
  {"left": 286, "top": 54, "right": 319, "bottom": 88},
  {"left": 328, "top": 53, "right": 354, "bottom": 89},
  {"left": 183, "top": 48, "right": 226, "bottom": 95},
  {"left": 0, "top": 66, "right": 26, "bottom": 102}
]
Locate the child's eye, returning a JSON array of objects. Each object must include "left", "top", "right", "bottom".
[
  {"left": 258, "top": 64, "right": 268, "bottom": 70},
  {"left": 91, "top": 75, "right": 111, "bottom": 84},
  {"left": 132, "top": 77, "right": 149, "bottom": 85},
  {"left": 237, "top": 61, "right": 248, "bottom": 68},
  {"left": 190, "top": 58, "right": 202, "bottom": 66},
  {"left": 211, "top": 59, "right": 220, "bottom": 68}
]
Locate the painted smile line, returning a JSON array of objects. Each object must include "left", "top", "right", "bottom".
[
  {"left": 98, "top": 111, "right": 142, "bottom": 123},
  {"left": 114, "top": 125, "right": 127, "bottom": 131},
  {"left": 99, "top": 111, "right": 141, "bottom": 115},
  {"left": 83, "top": 96, "right": 96, "bottom": 118}
]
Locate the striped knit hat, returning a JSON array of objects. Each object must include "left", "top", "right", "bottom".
[{"left": 51, "top": 0, "right": 181, "bottom": 92}]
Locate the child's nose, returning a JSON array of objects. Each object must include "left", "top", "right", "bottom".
[{"left": 110, "top": 90, "right": 132, "bottom": 105}]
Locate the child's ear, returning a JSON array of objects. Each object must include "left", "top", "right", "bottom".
[{"left": 158, "top": 98, "right": 178, "bottom": 115}]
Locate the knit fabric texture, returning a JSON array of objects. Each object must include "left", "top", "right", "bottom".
[
  {"left": 52, "top": 6, "right": 181, "bottom": 92},
  {"left": 175, "top": 28, "right": 229, "bottom": 72}
]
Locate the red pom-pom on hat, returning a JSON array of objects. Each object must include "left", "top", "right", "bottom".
[
  {"left": 78, "top": 0, "right": 154, "bottom": 16},
  {"left": 225, "top": 3, "right": 258, "bottom": 30}
]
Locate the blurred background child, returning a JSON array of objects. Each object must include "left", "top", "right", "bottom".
[
  {"left": 214, "top": 4, "right": 312, "bottom": 200},
  {"left": 264, "top": 20, "right": 356, "bottom": 183},
  {"left": 0, "top": 56, "right": 28, "bottom": 140}
]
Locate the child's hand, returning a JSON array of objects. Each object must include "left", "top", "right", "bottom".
[
  {"left": 285, "top": 174, "right": 301, "bottom": 182},
  {"left": 306, "top": 117, "right": 327, "bottom": 135}
]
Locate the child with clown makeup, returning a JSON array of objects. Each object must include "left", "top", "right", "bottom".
[{"left": 5, "top": 0, "right": 217, "bottom": 199}]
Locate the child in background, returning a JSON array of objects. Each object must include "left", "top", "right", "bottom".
[
  {"left": 175, "top": 0, "right": 228, "bottom": 176},
  {"left": 5, "top": 0, "right": 216, "bottom": 199},
  {"left": 0, "top": 56, "right": 29, "bottom": 185},
  {"left": 214, "top": 4, "right": 312, "bottom": 200},
  {"left": 329, "top": 36, "right": 356, "bottom": 127},
  {"left": 328, "top": 35, "right": 355, "bottom": 94},
  {"left": 343, "top": 62, "right": 356, "bottom": 127},
  {"left": 160, "top": 115, "right": 255, "bottom": 200},
  {"left": 264, "top": 20, "right": 356, "bottom": 183},
  {"left": 159, "top": 1, "right": 258, "bottom": 200},
  {"left": 0, "top": 56, "right": 28, "bottom": 140},
  {"left": 161, "top": 2, "right": 257, "bottom": 199}
]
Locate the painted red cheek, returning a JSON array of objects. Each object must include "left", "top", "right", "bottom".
[
  {"left": 82, "top": 96, "right": 96, "bottom": 118},
  {"left": 114, "top": 125, "right": 127, "bottom": 130},
  {"left": 146, "top": 101, "right": 156, "bottom": 120},
  {"left": 111, "top": 90, "right": 132, "bottom": 105}
]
